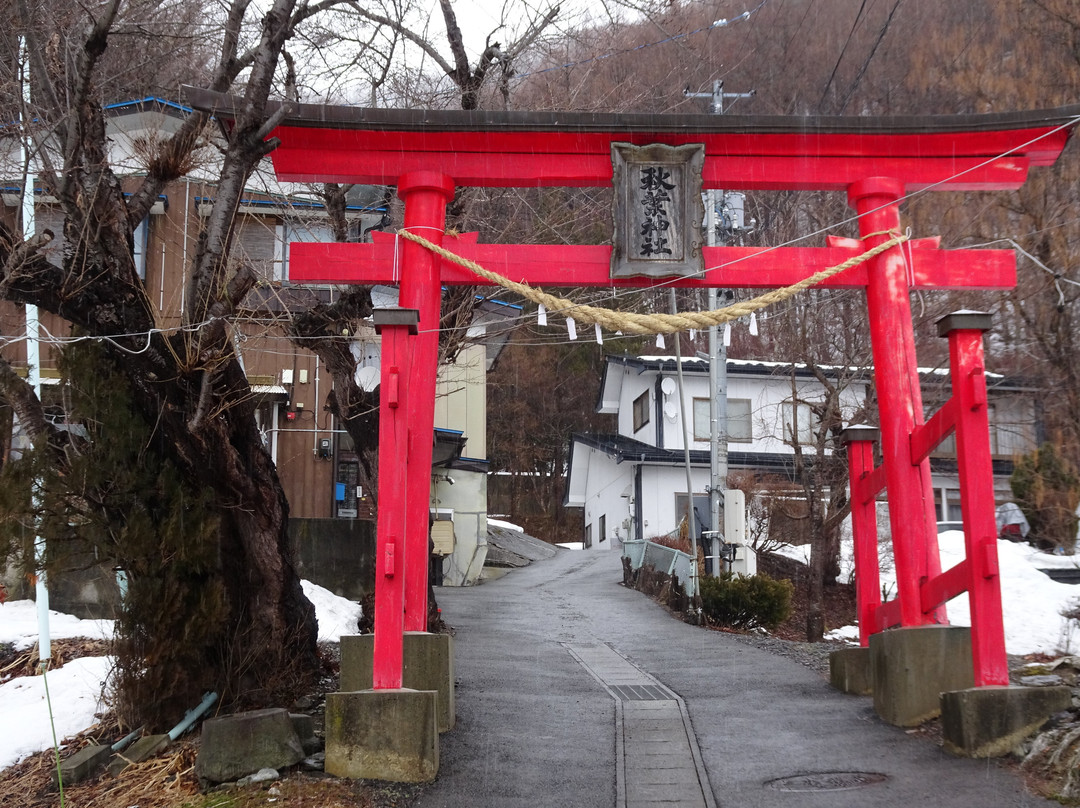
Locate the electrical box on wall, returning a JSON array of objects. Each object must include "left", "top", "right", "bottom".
[
  {"left": 282, "top": 369, "right": 294, "bottom": 384},
  {"left": 318, "top": 438, "right": 331, "bottom": 459},
  {"left": 299, "top": 369, "right": 309, "bottom": 384},
  {"left": 431, "top": 520, "right": 456, "bottom": 555},
  {"left": 723, "top": 489, "right": 746, "bottom": 544}
]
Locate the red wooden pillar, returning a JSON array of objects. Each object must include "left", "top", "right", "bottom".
[
  {"left": 397, "top": 172, "right": 455, "bottom": 632},
  {"left": 939, "top": 312, "right": 1009, "bottom": 686},
  {"left": 841, "top": 426, "right": 883, "bottom": 647},
  {"left": 371, "top": 308, "right": 419, "bottom": 689},
  {"left": 848, "top": 178, "right": 943, "bottom": 627}
]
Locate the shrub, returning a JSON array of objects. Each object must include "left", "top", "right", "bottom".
[
  {"left": 698, "top": 572, "right": 794, "bottom": 632},
  {"left": 1011, "top": 442, "right": 1080, "bottom": 553}
]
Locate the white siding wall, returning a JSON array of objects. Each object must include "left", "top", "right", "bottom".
[
  {"left": 619, "top": 368, "right": 656, "bottom": 442},
  {"left": 435, "top": 340, "right": 487, "bottom": 459},
  {"left": 644, "top": 370, "right": 868, "bottom": 454},
  {"left": 639, "top": 464, "right": 711, "bottom": 541},
  {"left": 581, "top": 450, "right": 633, "bottom": 549}
]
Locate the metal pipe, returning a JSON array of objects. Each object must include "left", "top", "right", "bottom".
[{"left": 167, "top": 692, "right": 218, "bottom": 741}]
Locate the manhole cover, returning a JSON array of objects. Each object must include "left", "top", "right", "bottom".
[{"left": 765, "top": 772, "right": 889, "bottom": 792}]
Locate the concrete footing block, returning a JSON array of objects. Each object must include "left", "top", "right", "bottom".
[
  {"left": 870, "top": 625, "right": 974, "bottom": 727},
  {"left": 325, "top": 689, "right": 439, "bottom": 782},
  {"left": 829, "top": 647, "right": 872, "bottom": 695},
  {"left": 340, "top": 632, "right": 455, "bottom": 732},
  {"left": 941, "top": 685, "right": 1073, "bottom": 758},
  {"left": 108, "top": 734, "right": 170, "bottom": 776},
  {"left": 195, "top": 707, "right": 304, "bottom": 784},
  {"left": 57, "top": 743, "right": 112, "bottom": 785}
]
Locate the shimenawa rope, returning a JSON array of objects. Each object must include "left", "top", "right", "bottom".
[{"left": 397, "top": 230, "right": 909, "bottom": 335}]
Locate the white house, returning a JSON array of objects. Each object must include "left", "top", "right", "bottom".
[{"left": 565, "top": 354, "right": 1038, "bottom": 552}]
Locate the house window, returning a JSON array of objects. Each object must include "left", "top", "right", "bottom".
[
  {"left": 585, "top": 522, "right": 593, "bottom": 549},
  {"left": 235, "top": 215, "right": 283, "bottom": 282},
  {"left": 281, "top": 219, "right": 336, "bottom": 284},
  {"left": 693, "top": 397, "right": 752, "bottom": 442},
  {"left": 632, "top": 390, "right": 650, "bottom": 433},
  {"left": 782, "top": 400, "right": 817, "bottom": 445},
  {"left": 133, "top": 217, "right": 149, "bottom": 281},
  {"left": 599, "top": 514, "right": 607, "bottom": 543},
  {"left": 37, "top": 207, "right": 66, "bottom": 268}
]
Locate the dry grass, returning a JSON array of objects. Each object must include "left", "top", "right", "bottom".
[
  {"left": 0, "top": 638, "right": 112, "bottom": 682},
  {"left": 0, "top": 733, "right": 398, "bottom": 808}
]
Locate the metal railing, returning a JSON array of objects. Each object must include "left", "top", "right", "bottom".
[{"left": 623, "top": 539, "right": 698, "bottom": 596}]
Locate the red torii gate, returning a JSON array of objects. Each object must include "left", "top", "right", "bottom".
[{"left": 189, "top": 90, "right": 1077, "bottom": 693}]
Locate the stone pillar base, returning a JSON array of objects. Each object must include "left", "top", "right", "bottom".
[
  {"left": 941, "top": 685, "right": 1072, "bottom": 758},
  {"left": 325, "top": 689, "right": 439, "bottom": 782},
  {"left": 870, "top": 625, "right": 974, "bottom": 727},
  {"left": 829, "top": 647, "right": 872, "bottom": 695},
  {"left": 341, "top": 632, "right": 455, "bottom": 732}
]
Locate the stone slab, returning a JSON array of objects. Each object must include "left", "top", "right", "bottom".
[
  {"left": 290, "top": 713, "right": 320, "bottom": 755},
  {"left": 340, "top": 632, "right": 455, "bottom": 732},
  {"left": 829, "top": 646, "right": 872, "bottom": 695},
  {"left": 325, "top": 689, "right": 438, "bottom": 783},
  {"left": 870, "top": 625, "right": 974, "bottom": 727},
  {"left": 57, "top": 744, "right": 112, "bottom": 785},
  {"left": 941, "top": 685, "right": 1073, "bottom": 757},
  {"left": 195, "top": 708, "right": 304, "bottom": 784},
  {"left": 108, "top": 734, "right": 170, "bottom": 777}
]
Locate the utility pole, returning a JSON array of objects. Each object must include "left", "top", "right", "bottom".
[
  {"left": 19, "top": 37, "right": 49, "bottom": 664},
  {"left": 684, "top": 80, "right": 754, "bottom": 573}
]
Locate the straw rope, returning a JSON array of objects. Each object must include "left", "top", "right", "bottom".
[{"left": 397, "top": 230, "right": 909, "bottom": 335}]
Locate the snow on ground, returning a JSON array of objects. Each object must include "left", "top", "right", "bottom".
[
  {"left": 782, "top": 531, "right": 1080, "bottom": 655},
  {"left": 0, "top": 656, "right": 113, "bottom": 771},
  {"left": 0, "top": 600, "right": 114, "bottom": 651},
  {"left": 301, "top": 579, "right": 363, "bottom": 643},
  {"left": 0, "top": 580, "right": 363, "bottom": 771},
  {"left": 488, "top": 517, "right": 525, "bottom": 532}
]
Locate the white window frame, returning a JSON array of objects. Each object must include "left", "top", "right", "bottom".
[
  {"left": 782, "top": 400, "right": 817, "bottom": 445},
  {"left": 693, "top": 397, "right": 752, "bottom": 443},
  {"left": 632, "top": 390, "right": 650, "bottom": 433}
]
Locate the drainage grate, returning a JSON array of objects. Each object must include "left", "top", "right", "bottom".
[
  {"left": 764, "top": 772, "right": 889, "bottom": 792},
  {"left": 608, "top": 684, "right": 671, "bottom": 701}
]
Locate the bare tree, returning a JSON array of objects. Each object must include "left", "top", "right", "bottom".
[{"left": 0, "top": 0, "right": 348, "bottom": 728}]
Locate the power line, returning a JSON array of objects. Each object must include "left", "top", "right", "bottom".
[{"left": 513, "top": 1, "right": 769, "bottom": 81}]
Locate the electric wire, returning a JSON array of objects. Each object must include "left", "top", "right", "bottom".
[{"left": 512, "top": 1, "right": 769, "bottom": 81}]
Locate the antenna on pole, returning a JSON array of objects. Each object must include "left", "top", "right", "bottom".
[{"left": 683, "top": 80, "right": 756, "bottom": 115}]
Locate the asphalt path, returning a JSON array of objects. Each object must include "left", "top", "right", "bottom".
[{"left": 416, "top": 547, "right": 1054, "bottom": 808}]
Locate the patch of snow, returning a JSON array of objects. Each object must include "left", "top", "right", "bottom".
[
  {"left": 0, "top": 601, "right": 114, "bottom": 651},
  {"left": 300, "top": 580, "right": 363, "bottom": 643},
  {"left": 825, "top": 625, "right": 860, "bottom": 644},
  {"left": 0, "top": 581, "right": 363, "bottom": 773},
  {"left": 823, "top": 530, "right": 1080, "bottom": 655},
  {"left": 556, "top": 542, "right": 584, "bottom": 550},
  {"left": 0, "top": 655, "right": 114, "bottom": 770},
  {"left": 488, "top": 518, "right": 524, "bottom": 533}
]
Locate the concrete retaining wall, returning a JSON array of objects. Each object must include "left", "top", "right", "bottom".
[{"left": 290, "top": 517, "right": 376, "bottom": 602}]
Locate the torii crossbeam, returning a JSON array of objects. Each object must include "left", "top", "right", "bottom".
[{"left": 188, "top": 89, "right": 1078, "bottom": 693}]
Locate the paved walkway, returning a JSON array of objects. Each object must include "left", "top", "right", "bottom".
[{"left": 416, "top": 548, "right": 1053, "bottom": 808}]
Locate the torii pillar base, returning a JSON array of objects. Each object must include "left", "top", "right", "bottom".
[
  {"left": 871, "top": 625, "right": 974, "bottom": 727},
  {"left": 325, "top": 689, "right": 439, "bottom": 782},
  {"left": 829, "top": 647, "right": 872, "bottom": 696},
  {"left": 339, "top": 632, "right": 455, "bottom": 733},
  {"left": 941, "top": 685, "right": 1071, "bottom": 758}
]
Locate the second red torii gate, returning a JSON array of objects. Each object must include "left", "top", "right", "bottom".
[{"left": 188, "top": 89, "right": 1078, "bottom": 690}]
